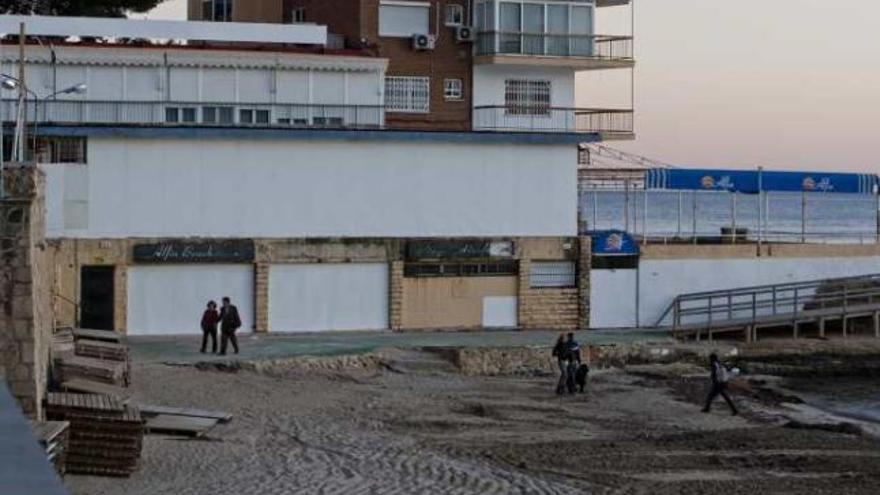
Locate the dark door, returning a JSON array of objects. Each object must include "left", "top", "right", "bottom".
[{"left": 80, "top": 266, "right": 115, "bottom": 330}]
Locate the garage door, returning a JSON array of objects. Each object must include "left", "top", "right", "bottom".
[
  {"left": 127, "top": 265, "right": 253, "bottom": 336},
  {"left": 269, "top": 263, "right": 388, "bottom": 332}
]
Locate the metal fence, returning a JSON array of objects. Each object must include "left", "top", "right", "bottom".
[
  {"left": 474, "top": 106, "right": 633, "bottom": 134},
  {"left": 476, "top": 32, "right": 633, "bottom": 61},
  {"left": 0, "top": 99, "right": 386, "bottom": 129},
  {"left": 580, "top": 188, "right": 880, "bottom": 245}
]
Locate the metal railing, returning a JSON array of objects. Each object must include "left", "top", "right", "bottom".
[
  {"left": 476, "top": 31, "right": 633, "bottom": 61},
  {"left": 474, "top": 106, "right": 633, "bottom": 134},
  {"left": 656, "top": 273, "right": 880, "bottom": 329},
  {"left": 630, "top": 231, "right": 880, "bottom": 246},
  {"left": 1, "top": 99, "right": 385, "bottom": 129}
]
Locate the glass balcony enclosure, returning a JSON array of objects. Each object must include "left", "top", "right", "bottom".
[{"left": 475, "top": 0, "right": 597, "bottom": 58}]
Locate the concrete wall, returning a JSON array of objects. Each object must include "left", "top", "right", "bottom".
[
  {"left": 47, "top": 138, "right": 576, "bottom": 239},
  {"left": 401, "top": 276, "right": 517, "bottom": 329},
  {"left": 588, "top": 244, "right": 880, "bottom": 329},
  {"left": 473, "top": 65, "right": 575, "bottom": 108}
]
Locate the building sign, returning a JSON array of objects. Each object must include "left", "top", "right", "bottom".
[
  {"left": 407, "top": 240, "right": 515, "bottom": 260},
  {"left": 133, "top": 240, "right": 255, "bottom": 264},
  {"left": 590, "top": 230, "right": 639, "bottom": 256},
  {"left": 647, "top": 168, "right": 879, "bottom": 195}
]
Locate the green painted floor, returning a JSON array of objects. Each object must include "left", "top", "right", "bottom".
[{"left": 130, "top": 329, "right": 673, "bottom": 364}]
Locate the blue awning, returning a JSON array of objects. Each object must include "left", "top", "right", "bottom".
[{"left": 646, "top": 169, "right": 879, "bottom": 195}]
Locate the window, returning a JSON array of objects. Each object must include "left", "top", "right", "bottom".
[
  {"left": 385, "top": 76, "right": 430, "bottom": 113},
  {"left": 313, "top": 117, "right": 345, "bottom": 127},
  {"left": 443, "top": 79, "right": 463, "bottom": 100},
  {"left": 504, "top": 79, "right": 551, "bottom": 115},
  {"left": 240, "top": 109, "right": 271, "bottom": 125},
  {"left": 202, "top": 0, "right": 233, "bottom": 22},
  {"left": 165, "top": 107, "right": 197, "bottom": 124},
  {"left": 405, "top": 261, "right": 518, "bottom": 278},
  {"left": 293, "top": 7, "right": 306, "bottom": 23},
  {"left": 35, "top": 137, "right": 87, "bottom": 164},
  {"left": 499, "top": 2, "right": 521, "bottom": 53},
  {"left": 379, "top": 2, "right": 430, "bottom": 37},
  {"left": 202, "top": 106, "right": 234, "bottom": 124},
  {"left": 445, "top": 4, "right": 464, "bottom": 26},
  {"left": 530, "top": 261, "right": 576, "bottom": 288}
]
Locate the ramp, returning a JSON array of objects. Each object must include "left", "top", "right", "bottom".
[{"left": 656, "top": 273, "right": 880, "bottom": 341}]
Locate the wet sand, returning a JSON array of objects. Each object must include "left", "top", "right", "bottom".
[{"left": 66, "top": 349, "right": 880, "bottom": 495}]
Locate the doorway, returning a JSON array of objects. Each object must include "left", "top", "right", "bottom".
[{"left": 80, "top": 266, "right": 115, "bottom": 330}]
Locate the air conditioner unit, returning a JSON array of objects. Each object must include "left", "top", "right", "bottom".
[
  {"left": 455, "top": 26, "right": 475, "bottom": 43},
  {"left": 412, "top": 33, "right": 436, "bottom": 50}
]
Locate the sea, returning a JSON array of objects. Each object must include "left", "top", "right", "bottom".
[
  {"left": 783, "top": 377, "right": 880, "bottom": 425},
  {"left": 580, "top": 191, "right": 878, "bottom": 243}
]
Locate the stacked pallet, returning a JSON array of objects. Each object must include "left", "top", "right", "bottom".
[
  {"left": 74, "top": 340, "right": 132, "bottom": 386},
  {"left": 55, "top": 355, "right": 127, "bottom": 387},
  {"left": 51, "top": 329, "right": 76, "bottom": 356},
  {"left": 44, "top": 393, "right": 144, "bottom": 477},
  {"left": 29, "top": 420, "right": 70, "bottom": 476}
]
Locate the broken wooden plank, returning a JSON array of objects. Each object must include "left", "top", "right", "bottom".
[
  {"left": 61, "top": 379, "right": 132, "bottom": 403},
  {"left": 145, "top": 415, "right": 218, "bottom": 438},
  {"left": 138, "top": 404, "right": 233, "bottom": 424},
  {"left": 71, "top": 329, "right": 125, "bottom": 344}
]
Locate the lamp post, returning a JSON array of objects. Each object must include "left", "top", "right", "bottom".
[{"left": 1, "top": 75, "right": 86, "bottom": 163}]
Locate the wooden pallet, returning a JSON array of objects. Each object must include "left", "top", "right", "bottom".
[
  {"left": 145, "top": 415, "right": 218, "bottom": 437},
  {"left": 54, "top": 355, "right": 128, "bottom": 387},
  {"left": 51, "top": 329, "right": 76, "bottom": 356},
  {"left": 75, "top": 340, "right": 130, "bottom": 362},
  {"left": 29, "top": 420, "right": 69, "bottom": 476},
  {"left": 138, "top": 404, "right": 233, "bottom": 424},
  {"left": 61, "top": 379, "right": 131, "bottom": 403},
  {"left": 46, "top": 393, "right": 126, "bottom": 415},
  {"left": 71, "top": 329, "right": 125, "bottom": 344}
]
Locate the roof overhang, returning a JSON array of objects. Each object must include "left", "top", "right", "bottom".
[{"left": 0, "top": 14, "right": 327, "bottom": 46}]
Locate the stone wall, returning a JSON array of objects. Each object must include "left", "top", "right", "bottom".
[
  {"left": 517, "top": 260, "right": 579, "bottom": 330},
  {"left": 578, "top": 235, "right": 592, "bottom": 329},
  {"left": 0, "top": 165, "right": 53, "bottom": 418}
]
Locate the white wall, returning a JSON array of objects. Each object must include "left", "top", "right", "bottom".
[
  {"left": 269, "top": 263, "right": 389, "bottom": 332},
  {"left": 589, "top": 256, "right": 880, "bottom": 329},
  {"left": 127, "top": 265, "right": 253, "bottom": 336},
  {"left": 590, "top": 269, "right": 637, "bottom": 328},
  {"left": 47, "top": 137, "right": 576, "bottom": 239},
  {"left": 473, "top": 65, "right": 576, "bottom": 108}
]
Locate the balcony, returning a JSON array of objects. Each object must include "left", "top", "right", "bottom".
[
  {"left": 0, "top": 99, "right": 385, "bottom": 130},
  {"left": 475, "top": 32, "right": 634, "bottom": 70},
  {"left": 473, "top": 106, "right": 634, "bottom": 139}
]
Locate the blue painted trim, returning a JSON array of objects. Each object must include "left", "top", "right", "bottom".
[{"left": 36, "top": 125, "right": 601, "bottom": 145}]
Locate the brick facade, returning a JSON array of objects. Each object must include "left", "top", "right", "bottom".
[
  {"left": 253, "top": 263, "right": 270, "bottom": 333},
  {"left": 0, "top": 166, "right": 53, "bottom": 418},
  {"left": 578, "top": 235, "right": 592, "bottom": 329},
  {"left": 192, "top": 0, "right": 474, "bottom": 131},
  {"left": 389, "top": 260, "right": 404, "bottom": 330},
  {"left": 517, "top": 260, "right": 580, "bottom": 330}
]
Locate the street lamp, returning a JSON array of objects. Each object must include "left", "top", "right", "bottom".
[{"left": 1, "top": 75, "right": 87, "bottom": 162}]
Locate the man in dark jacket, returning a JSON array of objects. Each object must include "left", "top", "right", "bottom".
[
  {"left": 218, "top": 297, "right": 242, "bottom": 355},
  {"left": 565, "top": 333, "right": 582, "bottom": 394},
  {"left": 702, "top": 353, "right": 738, "bottom": 415},
  {"left": 200, "top": 300, "right": 220, "bottom": 354}
]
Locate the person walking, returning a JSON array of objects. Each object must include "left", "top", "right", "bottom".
[
  {"left": 200, "top": 300, "right": 220, "bottom": 354},
  {"left": 564, "top": 333, "right": 582, "bottom": 395},
  {"left": 218, "top": 297, "right": 242, "bottom": 356},
  {"left": 702, "top": 353, "right": 738, "bottom": 415},
  {"left": 552, "top": 334, "right": 568, "bottom": 395}
]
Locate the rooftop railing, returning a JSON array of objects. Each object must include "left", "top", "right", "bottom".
[
  {"left": 474, "top": 106, "right": 634, "bottom": 134},
  {"left": 476, "top": 32, "right": 633, "bottom": 61},
  {"left": 0, "top": 99, "right": 385, "bottom": 129}
]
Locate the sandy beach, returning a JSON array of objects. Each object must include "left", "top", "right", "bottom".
[{"left": 61, "top": 342, "right": 880, "bottom": 495}]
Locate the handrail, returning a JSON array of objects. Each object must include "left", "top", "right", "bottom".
[{"left": 656, "top": 272, "right": 880, "bottom": 327}]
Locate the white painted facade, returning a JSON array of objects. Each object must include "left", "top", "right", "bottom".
[
  {"left": 472, "top": 65, "right": 577, "bottom": 131},
  {"left": 590, "top": 256, "right": 880, "bottom": 329},
  {"left": 0, "top": 44, "right": 386, "bottom": 124},
  {"left": 269, "top": 263, "right": 389, "bottom": 332},
  {"left": 127, "top": 264, "right": 254, "bottom": 336},
  {"left": 45, "top": 137, "right": 577, "bottom": 239}
]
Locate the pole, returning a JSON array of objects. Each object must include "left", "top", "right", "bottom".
[
  {"left": 15, "top": 22, "right": 26, "bottom": 163},
  {"left": 592, "top": 190, "right": 598, "bottom": 229},
  {"left": 643, "top": 188, "right": 648, "bottom": 242},
  {"left": 801, "top": 190, "right": 807, "bottom": 243},
  {"left": 677, "top": 190, "right": 683, "bottom": 238},
  {"left": 875, "top": 186, "right": 879, "bottom": 244},
  {"left": 757, "top": 166, "right": 764, "bottom": 252},
  {"left": 731, "top": 192, "right": 737, "bottom": 244},
  {"left": 624, "top": 179, "right": 630, "bottom": 232},
  {"left": 0, "top": 38, "right": 4, "bottom": 199},
  {"left": 692, "top": 191, "right": 698, "bottom": 245}
]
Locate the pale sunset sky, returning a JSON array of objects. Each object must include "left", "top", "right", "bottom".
[{"left": 145, "top": 0, "right": 880, "bottom": 173}]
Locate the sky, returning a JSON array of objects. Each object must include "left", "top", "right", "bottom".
[{"left": 146, "top": 0, "right": 880, "bottom": 173}]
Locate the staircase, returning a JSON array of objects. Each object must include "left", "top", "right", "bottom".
[{"left": 656, "top": 274, "right": 880, "bottom": 342}]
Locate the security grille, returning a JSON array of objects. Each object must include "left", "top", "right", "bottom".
[
  {"left": 530, "top": 261, "right": 576, "bottom": 288},
  {"left": 504, "top": 79, "right": 551, "bottom": 115},
  {"left": 385, "top": 76, "right": 430, "bottom": 113}
]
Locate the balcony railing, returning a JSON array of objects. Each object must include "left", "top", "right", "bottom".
[
  {"left": 474, "top": 106, "right": 633, "bottom": 134},
  {"left": 0, "top": 99, "right": 385, "bottom": 129},
  {"left": 476, "top": 31, "right": 633, "bottom": 61}
]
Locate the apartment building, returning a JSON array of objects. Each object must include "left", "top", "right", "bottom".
[
  {"left": 188, "top": 0, "right": 635, "bottom": 137},
  {"left": 1, "top": 15, "right": 591, "bottom": 338}
]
